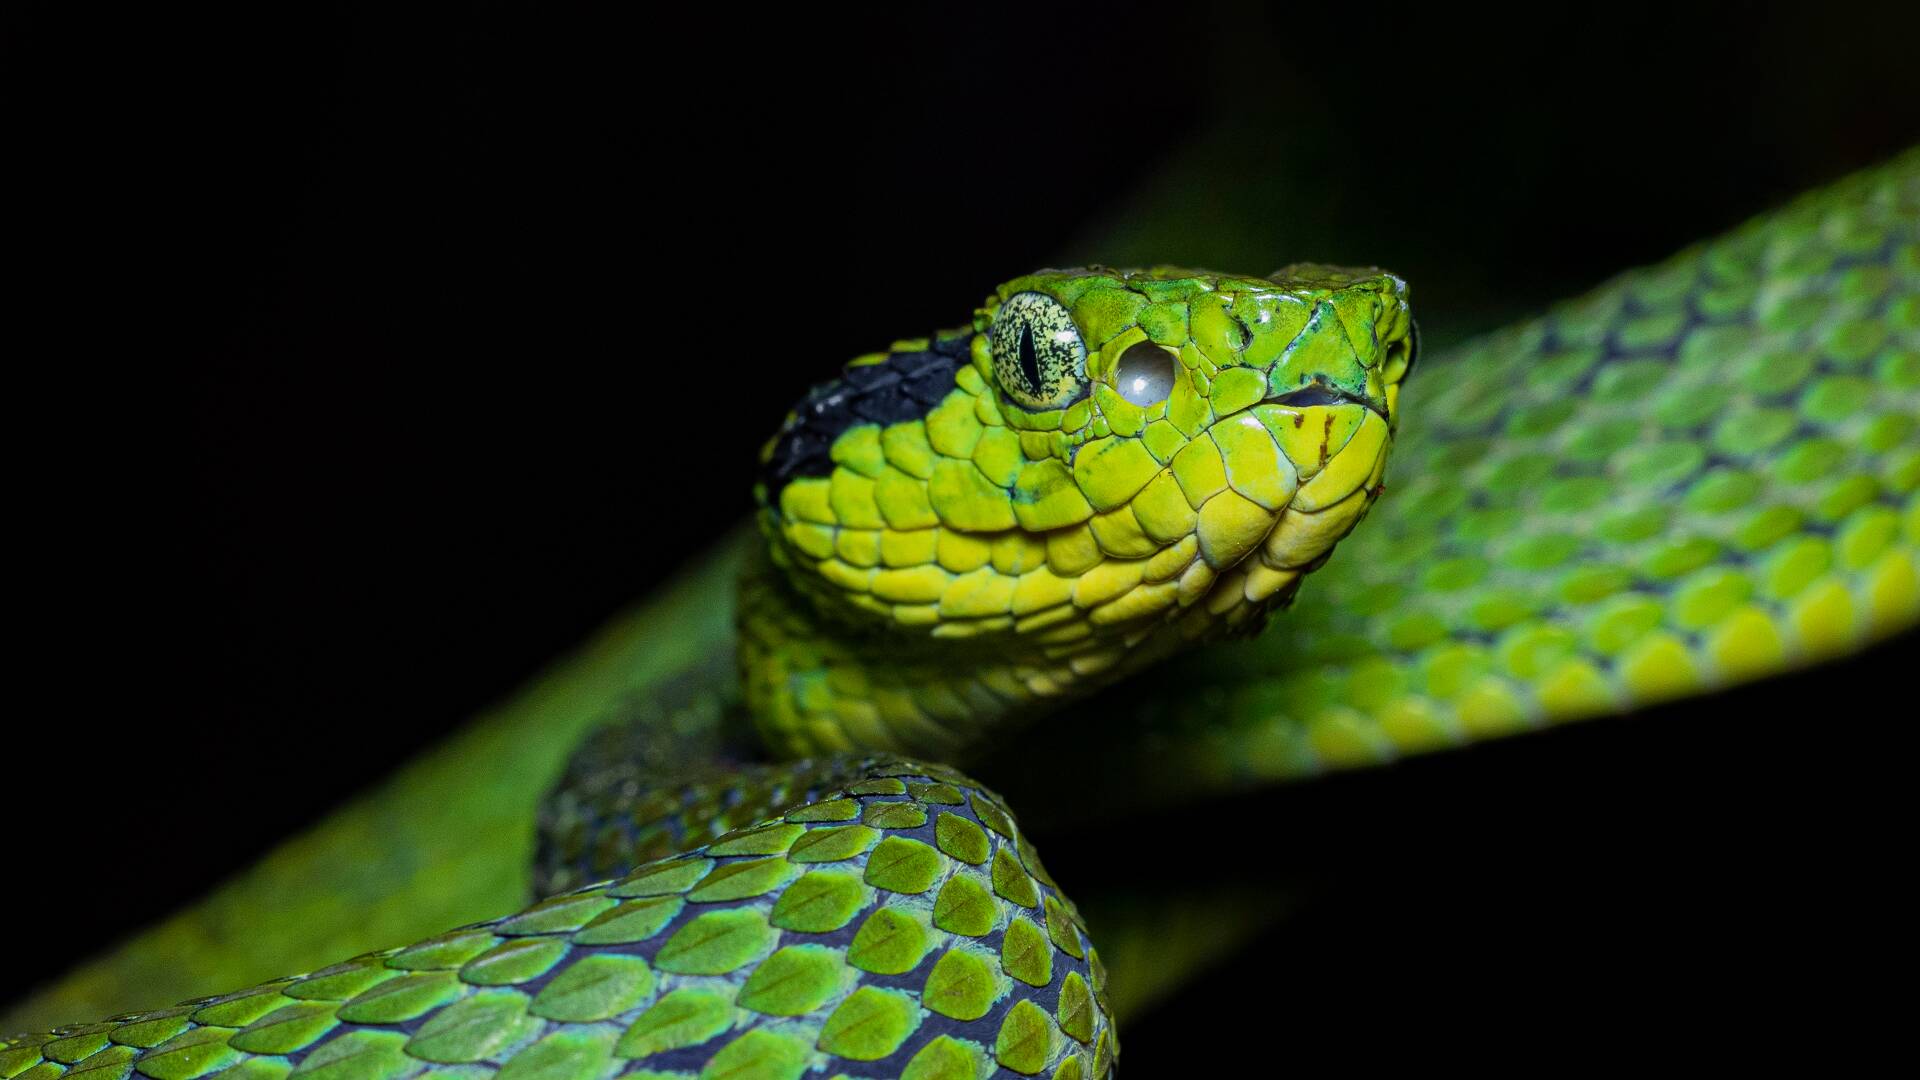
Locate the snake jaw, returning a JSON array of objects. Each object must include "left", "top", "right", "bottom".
[{"left": 1164, "top": 397, "right": 1394, "bottom": 636}]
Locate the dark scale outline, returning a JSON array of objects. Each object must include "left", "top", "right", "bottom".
[{"left": 590, "top": 770, "right": 1102, "bottom": 1075}]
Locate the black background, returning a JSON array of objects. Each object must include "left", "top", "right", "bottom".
[{"left": 10, "top": 1, "right": 1920, "bottom": 1064}]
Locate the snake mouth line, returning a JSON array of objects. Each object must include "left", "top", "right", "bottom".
[{"left": 1265, "top": 382, "right": 1385, "bottom": 418}]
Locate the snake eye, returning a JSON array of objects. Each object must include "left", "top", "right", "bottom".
[
  {"left": 1114, "top": 341, "right": 1177, "bottom": 406},
  {"left": 991, "top": 291, "right": 1087, "bottom": 410}
]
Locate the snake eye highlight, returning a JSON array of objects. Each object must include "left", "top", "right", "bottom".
[
  {"left": 1114, "top": 341, "right": 1177, "bottom": 406},
  {"left": 991, "top": 291, "right": 1087, "bottom": 410}
]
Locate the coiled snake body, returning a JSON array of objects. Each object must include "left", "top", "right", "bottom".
[{"left": 6, "top": 152, "right": 1918, "bottom": 1078}]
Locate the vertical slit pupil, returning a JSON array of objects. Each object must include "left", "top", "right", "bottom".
[{"left": 1019, "top": 323, "right": 1042, "bottom": 394}]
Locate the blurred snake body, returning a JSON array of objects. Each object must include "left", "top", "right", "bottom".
[{"left": 5, "top": 153, "right": 1918, "bottom": 1078}]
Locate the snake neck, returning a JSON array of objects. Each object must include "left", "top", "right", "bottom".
[{"left": 734, "top": 538, "right": 1191, "bottom": 761}]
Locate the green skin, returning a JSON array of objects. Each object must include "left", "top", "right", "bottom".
[{"left": 5, "top": 151, "right": 1919, "bottom": 1079}]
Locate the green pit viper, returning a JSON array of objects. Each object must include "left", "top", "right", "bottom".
[{"left": 6, "top": 150, "right": 1918, "bottom": 1079}]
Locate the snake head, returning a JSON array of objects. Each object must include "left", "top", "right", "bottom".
[
  {"left": 968, "top": 265, "right": 1416, "bottom": 634},
  {"left": 751, "top": 266, "right": 1413, "bottom": 754}
]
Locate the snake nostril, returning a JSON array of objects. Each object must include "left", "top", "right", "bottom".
[{"left": 1115, "top": 341, "right": 1177, "bottom": 406}]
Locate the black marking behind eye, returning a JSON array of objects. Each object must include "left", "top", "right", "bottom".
[
  {"left": 1018, "top": 324, "right": 1041, "bottom": 395},
  {"left": 761, "top": 335, "right": 968, "bottom": 501}
]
